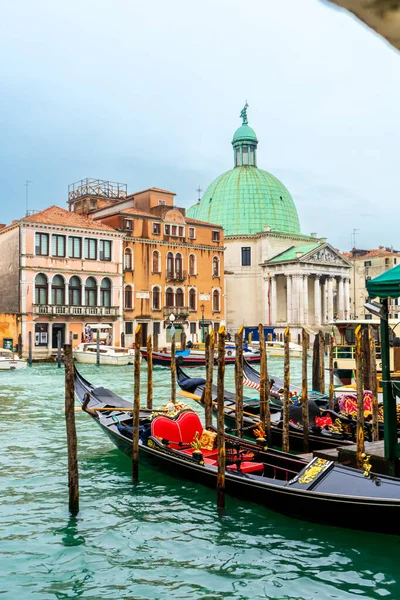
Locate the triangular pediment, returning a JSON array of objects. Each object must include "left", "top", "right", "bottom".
[{"left": 300, "top": 243, "right": 351, "bottom": 266}]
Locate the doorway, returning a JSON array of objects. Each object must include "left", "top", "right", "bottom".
[
  {"left": 140, "top": 323, "right": 148, "bottom": 347},
  {"left": 52, "top": 324, "right": 65, "bottom": 348}
]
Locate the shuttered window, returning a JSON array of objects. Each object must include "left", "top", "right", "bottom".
[
  {"left": 35, "top": 233, "right": 49, "bottom": 256},
  {"left": 99, "top": 240, "right": 111, "bottom": 261},
  {"left": 51, "top": 235, "right": 66, "bottom": 257},
  {"left": 84, "top": 238, "right": 97, "bottom": 260},
  {"left": 68, "top": 237, "right": 82, "bottom": 258}
]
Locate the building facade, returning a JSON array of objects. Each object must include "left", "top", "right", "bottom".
[
  {"left": 0, "top": 205, "right": 124, "bottom": 359},
  {"left": 187, "top": 105, "right": 351, "bottom": 337},
  {"left": 69, "top": 181, "right": 225, "bottom": 347},
  {"left": 344, "top": 247, "right": 400, "bottom": 320}
]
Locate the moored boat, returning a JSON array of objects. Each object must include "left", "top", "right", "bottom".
[
  {"left": 73, "top": 343, "right": 134, "bottom": 366},
  {"left": 74, "top": 367, "right": 400, "bottom": 535},
  {"left": 0, "top": 349, "right": 27, "bottom": 370},
  {"left": 141, "top": 347, "right": 261, "bottom": 367}
]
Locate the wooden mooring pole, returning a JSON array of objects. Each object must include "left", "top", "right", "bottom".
[
  {"left": 319, "top": 331, "right": 325, "bottom": 395},
  {"left": 283, "top": 326, "right": 290, "bottom": 453},
  {"left": 132, "top": 325, "right": 142, "bottom": 483},
  {"left": 216, "top": 325, "right": 226, "bottom": 510},
  {"left": 328, "top": 337, "right": 334, "bottom": 410},
  {"left": 180, "top": 331, "right": 186, "bottom": 351},
  {"left": 355, "top": 325, "right": 365, "bottom": 468},
  {"left": 234, "top": 326, "right": 244, "bottom": 438},
  {"left": 96, "top": 331, "right": 100, "bottom": 367},
  {"left": 64, "top": 344, "right": 79, "bottom": 514},
  {"left": 146, "top": 335, "right": 153, "bottom": 410},
  {"left": 302, "top": 329, "right": 310, "bottom": 454},
  {"left": 57, "top": 331, "right": 62, "bottom": 368},
  {"left": 18, "top": 333, "right": 22, "bottom": 358},
  {"left": 204, "top": 331, "right": 214, "bottom": 428},
  {"left": 171, "top": 332, "right": 176, "bottom": 405},
  {"left": 312, "top": 333, "right": 319, "bottom": 391},
  {"left": 28, "top": 331, "right": 32, "bottom": 366},
  {"left": 258, "top": 323, "right": 270, "bottom": 442},
  {"left": 154, "top": 333, "right": 159, "bottom": 352},
  {"left": 368, "top": 325, "right": 379, "bottom": 442}
]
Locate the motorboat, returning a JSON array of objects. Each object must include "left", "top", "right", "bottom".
[
  {"left": 73, "top": 343, "right": 134, "bottom": 366},
  {"left": 0, "top": 349, "right": 27, "bottom": 370},
  {"left": 141, "top": 346, "right": 261, "bottom": 367}
]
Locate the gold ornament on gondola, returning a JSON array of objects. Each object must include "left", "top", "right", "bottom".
[
  {"left": 361, "top": 453, "right": 372, "bottom": 478},
  {"left": 298, "top": 458, "right": 328, "bottom": 484}
]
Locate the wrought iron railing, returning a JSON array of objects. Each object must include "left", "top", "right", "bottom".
[
  {"left": 33, "top": 304, "right": 119, "bottom": 317},
  {"left": 163, "top": 306, "right": 190, "bottom": 319}
]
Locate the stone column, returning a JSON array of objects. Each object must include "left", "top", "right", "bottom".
[
  {"left": 314, "top": 275, "right": 321, "bottom": 326},
  {"left": 271, "top": 275, "right": 277, "bottom": 325},
  {"left": 291, "top": 275, "right": 299, "bottom": 325},
  {"left": 286, "top": 275, "right": 292, "bottom": 324},
  {"left": 321, "top": 278, "right": 326, "bottom": 324},
  {"left": 337, "top": 276, "right": 344, "bottom": 319},
  {"left": 298, "top": 275, "right": 304, "bottom": 326},
  {"left": 303, "top": 274, "right": 309, "bottom": 325},
  {"left": 344, "top": 277, "right": 350, "bottom": 319},
  {"left": 327, "top": 276, "right": 334, "bottom": 323}
]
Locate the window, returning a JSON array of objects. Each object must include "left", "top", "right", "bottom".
[
  {"left": 152, "top": 222, "right": 161, "bottom": 235},
  {"left": 189, "top": 288, "right": 196, "bottom": 311},
  {"left": 241, "top": 247, "right": 251, "bottom": 266},
  {"left": 152, "top": 251, "right": 160, "bottom": 273},
  {"left": 166, "top": 287, "right": 174, "bottom": 307},
  {"left": 188, "top": 227, "right": 196, "bottom": 239},
  {"left": 212, "top": 289, "right": 220, "bottom": 312},
  {"left": 100, "top": 278, "right": 112, "bottom": 307},
  {"left": 235, "top": 147, "right": 240, "bottom": 167},
  {"left": 35, "top": 323, "right": 48, "bottom": 347},
  {"left": 124, "top": 285, "right": 133, "bottom": 309},
  {"left": 365, "top": 314, "right": 372, "bottom": 320},
  {"left": 84, "top": 238, "right": 97, "bottom": 260},
  {"left": 153, "top": 322, "right": 161, "bottom": 336},
  {"left": 176, "top": 288, "right": 184, "bottom": 308},
  {"left": 178, "top": 226, "right": 184, "bottom": 237},
  {"left": 158, "top": 200, "right": 166, "bottom": 206},
  {"left": 213, "top": 256, "right": 220, "bottom": 277},
  {"left": 395, "top": 258, "right": 397, "bottom": 265},
  {"left": 171, "top": 225, "right": 177, "bottom": 236},
  {"left": 125, "top": 219, "right": 133, "bottom": 231},
  {"left": 364, "top": 260, "right": 372, "bottom": 267},
  {"left": 212, "top": 230, "right": 220, "bottom": 242},
  {"left": 167, "top": 252, "right": 174, "bottom": 279},
  {"left": 189, "top": 254, "right": 196, "bottom": 276},
  {"left": 190, "top": 322, "right": 196, "bottom": 335},
  {"left": 35, "top": 273, "right": 48, "bottom": 304},
  {"left": 35, "top": 233, "right": 49, "bottom": 256},
  {"left": 125, "top": 322, "right": 133, "bottom": 335},
  {"left": 175, "top": 253, "right": 183, "bottom": 279},
  {"left": 124, "top": 248, "right": 133, "bottom": 271},
  {"left": 165, "top": 224, "right": 171, "bottom": 235},
  {"left": 249, "top": 146, "right": 255, "bottom": 166},
  {"left": 99, "top": 240, "right": 112, "bottom": 261},
  {"left": 51, "top": 275, "right": 65, "bottom": 305},
  {"left": 85, "top": 277, "right": 97, "bottom": 306},
  {"left": 152, "top": 286, "right": 161, "bottom": 310},
  {"left": 52, "top": 235, "right": 66, "bottom": 257},
  {"left": 69, "top": 276, "right": 82, "bottom": 306},
  {"left": 385, "top": 258, "right": 390, "bottom": 265},
  {"left": 68, "top": 237, "right": 82, "bottom": 258}
]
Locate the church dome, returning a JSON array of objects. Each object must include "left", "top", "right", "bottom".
[{"left": 187, "top": 105, "right": 300, "bottom": 237}]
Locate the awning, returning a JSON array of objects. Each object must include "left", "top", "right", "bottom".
[{"left": 366, "top": 265, "right": 400, "bottom": 299}]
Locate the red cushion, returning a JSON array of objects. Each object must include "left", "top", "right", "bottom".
[
  {"left": 175, "top": 411, "right": 203, "bottom": 443},
  {"left": 227, "top": 461, "right": 264, "bottom": 474},
  {"left": 180, "top": 448, "right": 218, "bottom": 457},
  {"left": 151, "top": 416, "right": 182, "bottom": 449}
]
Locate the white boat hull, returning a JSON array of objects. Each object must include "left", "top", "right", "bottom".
[
  {"left": 73, "top": 352, "right": 133, "bottom": 366},
  {"left": 0, "top": 359, "right": 27, "bottom": 370}
]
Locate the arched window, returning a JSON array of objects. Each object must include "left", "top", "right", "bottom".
[
  {"left": 189, "top": 288, "right": 196, "bottom": 311},
  {"left": 124, "top": 248, "right": 132, "bottom": 271},
  {"left": 100, "top": 278, "right": 112, "bottom": 307},
  {"left": 152, "top": 286, "right": 161, "bottom": 310},
  {"left": 85, "top": 277, "right": 97, "bottom": 306},
  {"left": 175, "top": 253, "right": 183, "bottom": 279},
  {"left": 35, "top": 273, "right": 48, "bottom": 305},
  {"left": 69, "top": 276, "right": 81, "bottom": 306},
  {"left": 52, "top": 275, "right": 65, "bottom": 306},
  {"left": 124, "top": 285, "right": 132, "bottom": 309},
  {"left": 212, "top": 289, "right": 220, "bottom": 312},
  {"left": 176, "top": 288, "right": 184, "bottom": 308},
  {"left": 189, "top": 254, "right": 196, "bottom": 276},
  {"left": 167, "top": 252, "right": 174, "bottom": 279},
  {"left": 153, "top": 250, "right": 160, "bottom": 273},
  {"left": 166, "top": 287, "right": 174, "bottom": 308},
  {"left": 213, "top": 256, "right": 219, "bottom": 277}
]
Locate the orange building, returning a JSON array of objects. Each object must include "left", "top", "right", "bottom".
[{"left": 69, "top": 180, "right": 225, "bottom": 347}]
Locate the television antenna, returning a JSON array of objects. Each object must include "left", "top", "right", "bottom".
[
  {"left": 351, "top": 228, "right": 359, "bottom": 249},
  {"left": 25, "top": 180, "right": 33, "bottom": 216}
]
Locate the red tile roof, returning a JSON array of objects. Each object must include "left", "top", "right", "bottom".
[
  {"left": 129, "top": 187, "right": 176, "bottom": 196},
  {"left": 185, "top": 216, "right": 222, "bottom": 228},
  {"left": 22, "top": 205, "right": 115, "bottom": 231}
]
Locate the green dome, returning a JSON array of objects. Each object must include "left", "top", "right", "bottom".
[
  {"left": 187, "top": 167, "right": 300, "bottom": 236},
  {"left": 232, "top": 124, "right": 258, "bottom": 143}
]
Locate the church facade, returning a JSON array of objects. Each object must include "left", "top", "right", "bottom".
[{"left": 187, "top": 105, "right": 351, "bottom": 337}]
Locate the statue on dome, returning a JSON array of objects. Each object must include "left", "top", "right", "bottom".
[{"left": 240, "top": 102, "right": 249, "bottom": 125}]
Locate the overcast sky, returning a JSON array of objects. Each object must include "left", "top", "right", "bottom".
[{"left": 1, "top": 0, "right": 399, "bottom": 251}]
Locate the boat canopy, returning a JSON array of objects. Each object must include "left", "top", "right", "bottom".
[{"left": 367, "top": 264, "right": 400, "bottom": 299}]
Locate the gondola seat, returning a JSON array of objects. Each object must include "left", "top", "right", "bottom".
[
  {"left": 226, "top": 462, "right": 264, "bottom": 474},
  {"left": 151, "top": 410, "right": 208, "bottom": 450}
]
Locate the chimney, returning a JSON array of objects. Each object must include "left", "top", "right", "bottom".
[
  {"left": 0, "top": 224, "right": 6, "bottom": 230},
  {"left": 310, "top": 232, "right": 317, "bottom": 238}
]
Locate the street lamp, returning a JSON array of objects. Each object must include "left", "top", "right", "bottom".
[{"left": 200, "top": 304, "right": 205, "bottom": 343}]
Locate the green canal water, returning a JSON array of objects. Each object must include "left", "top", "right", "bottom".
[{"left": 1, "top": 360, "right": 400, "bottom": 599}]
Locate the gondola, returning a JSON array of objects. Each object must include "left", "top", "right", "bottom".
[
  {"left": 177, "top": 364, "right": 362, "bottom": 452},
  {"left": 74, "top": 367, "right": 400, "bottom": 535},
  {"left": 140, "top": 348, "right": 261, "bottom": 368}
]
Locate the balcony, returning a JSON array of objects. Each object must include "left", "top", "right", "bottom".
[
  {"left": 163, "top": 306, "right": 190, "bottom": 319},
  {"left": 33, "top": 304, "right": 119, "bottom": 317},
  {"left": 166, "top": 270, "right": 187, "bottom": 283}
]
